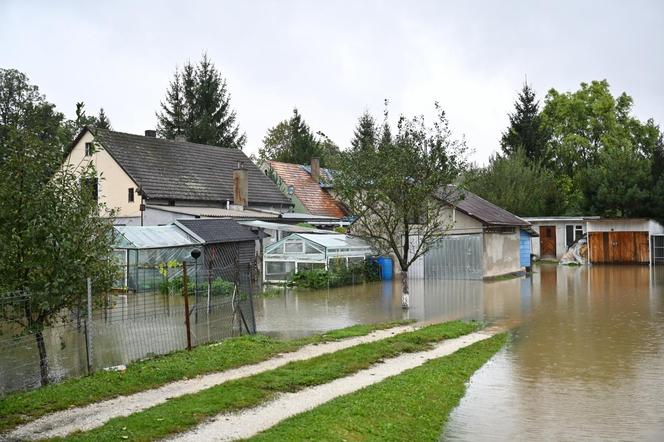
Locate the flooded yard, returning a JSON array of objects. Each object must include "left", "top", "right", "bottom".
[
  {"left": 2, "top": 264, "right": 663, "bottom": 440},
  {"left": 255, "top": 264, "right": 664, "bottom": 440}
]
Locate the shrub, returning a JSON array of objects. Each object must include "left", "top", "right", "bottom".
[{"left": 289, "top": 260, "right": 380, "bottom": 289}]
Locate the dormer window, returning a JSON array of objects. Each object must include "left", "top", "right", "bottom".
[{"left": 85, "top": 142, "right": 94, "bottom": 156}]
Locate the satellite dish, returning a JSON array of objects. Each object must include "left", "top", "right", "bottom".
[{"left": 287, "top": 185, "right": 295, "bottom": 196}]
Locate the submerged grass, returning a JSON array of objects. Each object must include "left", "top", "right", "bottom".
[
  {"left": 48, "top": 321, "right": 480, "bottom": 442},
  {"left": 250, "top": 333, "right": 507, "bottom": 441},
  {"left": 0, "top": 320, "right": 410, "bottom": 433}
]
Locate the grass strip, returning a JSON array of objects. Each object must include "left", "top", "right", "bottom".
[
  {"left": 250, "top": 332, "right": 507, "bottom": 442},
  {"left": 0, "top": 320, "right": 410, "bottom": 433},
  {"left": 48, "top": 321, "right": 480, "bottom": 442}
]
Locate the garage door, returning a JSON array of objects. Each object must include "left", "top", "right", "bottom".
[
  {"left": 588, "top": 231, "right": 649, "bottom": 263},
  {"left": 424, "top": 234, "right": 483, "bottom": 279}
]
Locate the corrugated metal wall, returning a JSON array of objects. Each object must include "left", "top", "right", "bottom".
[{"left": 424, "top": 234, "right": 483, "bottom": 280}]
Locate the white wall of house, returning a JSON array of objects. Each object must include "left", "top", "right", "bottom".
[
  {"left": 483, "top": 231, "right": 521, "bottom": 277},
  {"left": 586, "top": 219, "right": 663, "bottom": 233},
  {"left": 527, "top": 220, "right": 587, "bottom": 259},
  {"left": 64, "top": 131, "right": 141, "bottom": 218}
]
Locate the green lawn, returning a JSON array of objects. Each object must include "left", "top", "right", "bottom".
[
  {"left": 250, "top": 333, "right": 507, "bottom": 441},
  {"left": 48, "top": 321, "right": 480, "bottom": 442},
  {"left": 0, "top": 320, "right": 410, "bottom": 433}
]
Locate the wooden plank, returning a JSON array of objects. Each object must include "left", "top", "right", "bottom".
[
  {"left": 588, "top": 232, "right": 605, "bottom": 263},
  {"left": 636, "top": 232, "right": 650, "bottom": 263}
]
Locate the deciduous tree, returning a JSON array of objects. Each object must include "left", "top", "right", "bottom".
[
  {"left": 335, "top": 105, "right": 468, "bottom": 308},
  {"left": 0, "top": 69, "right": 116, "bottom": 385}
]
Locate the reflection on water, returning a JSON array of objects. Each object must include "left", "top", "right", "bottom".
[
  {"left": 441, "top": 264, "right": 664, "bottom": 441},
  {"left": 255, "top": 264, "right": 664, "bottom": 440},
  {"left": 254, "top": 277, "right": 529, "bottom": 339}
]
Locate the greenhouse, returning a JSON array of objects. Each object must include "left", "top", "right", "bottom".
[
  {"left": 113, "top": 225, "right": 202, "bottom": 292},
  {"left": 263, "top": 233, "right": 374, "bottom": 282}
]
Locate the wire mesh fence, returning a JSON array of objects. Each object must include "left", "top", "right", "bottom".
[{"left": 0, "top": 258, "right": 257, "bottom": 395}]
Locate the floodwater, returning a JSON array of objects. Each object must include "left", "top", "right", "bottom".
[
  {"left": 254, "top": 264, "right": 664, "bottom": 441},
  {"left": 2, "top": 264, "right": 664, "bottom": 441}
]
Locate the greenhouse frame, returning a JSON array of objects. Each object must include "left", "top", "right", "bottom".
[
  {"left": 263, "top": 233, "right": 374, "bottom": 282},
  {"left": 113, "top": 225, "right": 202, "bottom": 291}
]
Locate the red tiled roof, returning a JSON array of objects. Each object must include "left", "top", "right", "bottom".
[{"left": 268, "top": 161, "right": 348, "bottom": 219}]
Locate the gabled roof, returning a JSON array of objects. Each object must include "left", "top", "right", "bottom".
[
  {"left": 89, "top": 128, "right": 291, "bottom": 207},
  {"left": 267, "top": 161, "right": 347, "bottom": 218},
  {"left": 175, "top": 219, "right": 259, "bottom": 244},
  {"left": 435, "top": 185, "right": 530, "bottom": 227}
]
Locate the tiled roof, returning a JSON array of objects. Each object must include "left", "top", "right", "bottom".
[
  {"left": 268, "top": 161, "right": 347, "bottom": 219},
  {"left": 94, "top": 129, "right": 291, "bottom": 207},
  {"left": 176, "top": 219, "right": 259, "bottom": 244},
  {"left": 435, "top": 185, "right": 530, "bottom": 227}
]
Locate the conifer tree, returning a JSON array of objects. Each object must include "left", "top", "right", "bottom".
[
  {"left": 350, "top": 111, "right": 377, "bottom": 152},
  {"left": 97, "top": 107, "right": 111, "bottom": 129},
  {"left": 501, "top": 81, "right": 547, "bottom": 162},
  {"left": 156, "top": 69, "right": 187, "bottom": 139},
  {"left": 259, "top": 108, "right": 338, "bottom": 166},
  {"left": 156, "top": 54, "right": 246, "bottom": 149}
]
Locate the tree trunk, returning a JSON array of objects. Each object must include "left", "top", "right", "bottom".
[
  {"left": 401, "top": 269, "right": 410, "bottom": 309},
  {"left": 35, "top": 330, "right": 49, "bottom": 386}
]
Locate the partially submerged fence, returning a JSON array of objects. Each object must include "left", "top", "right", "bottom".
[{"left": 0, "top": 259, "right": 256, "bottom": 395}]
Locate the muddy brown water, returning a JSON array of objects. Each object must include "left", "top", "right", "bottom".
[
  {"left": 2, "top": 264, "right": 663, "bottom": 440},
  {"left": 256, "top": 264, "right": 664, "bottom": 440}
]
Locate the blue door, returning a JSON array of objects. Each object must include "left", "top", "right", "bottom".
[{"left": 519, "top": 230, "right": 532, "bottom": 268}]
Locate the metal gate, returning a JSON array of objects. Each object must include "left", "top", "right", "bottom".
[{"left": 424, "top": 234, "right": 483, "bottom": 280}]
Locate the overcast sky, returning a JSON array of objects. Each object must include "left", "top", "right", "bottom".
[{"left": 2, "top": 1, "right": 663, "bottom": 164}]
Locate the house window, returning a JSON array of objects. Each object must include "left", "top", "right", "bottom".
[
  {"left": 128, "top": 188, "right": 135, "bottom": 203},
  {"left": 81, "top": 177, "right": 98, "bottom": 201},
  {"left": 85, "top": 142, "right": 94, "bottom": 156},
  {"left": 565, "top": 225, "right": 584, "bottom": 247}
]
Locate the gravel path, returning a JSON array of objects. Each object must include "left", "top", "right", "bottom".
[
  {"left": 6, "top": 324, "right": 419, "bottom": 441},
  {"left": 169, "top": 329, "right": 498, "bottom": 442}
]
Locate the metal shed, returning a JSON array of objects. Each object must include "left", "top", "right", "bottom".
[
  {"left": 263, "top": 233, "right": 373, "bottom": 282},
  {"left": 175, "top": 219, "right": 260, "bottom": 288}
]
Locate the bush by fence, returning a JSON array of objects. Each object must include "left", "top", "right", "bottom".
[{"left": 288, "top": 260, "right": 381, "bottom": 289}]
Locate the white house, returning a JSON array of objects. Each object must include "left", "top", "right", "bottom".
[{"left": 64, "top": 128, "right": 292, "bottom": 225}]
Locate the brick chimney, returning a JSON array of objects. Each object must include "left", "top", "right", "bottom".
[
  {"left": 310, "top": 157, "right": 320, "bottom": 182},
  {"left": 144, "top": 129, "right": 156, "bottom": 137},
  {"left": 233, "top": 162, "right": 248, "bottom": 208}
]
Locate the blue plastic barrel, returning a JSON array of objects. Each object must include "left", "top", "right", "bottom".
[{"left": 377, "top": 256, "right": 393, "bottom": 280}]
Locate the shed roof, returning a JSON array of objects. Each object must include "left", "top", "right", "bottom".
[
  {"left": 267, "top": 161, "right": 347, "bottom": 218},
  {"left": 146, "top": 205, "right": 279, "bottom": 219},
  {"left": 114, "top": 225, "right": 201, "bottom": 249},
  {"left": 238, "top": 220, "right": 330, "bottom": 233},
  {"left": 436, "top": 185, "right": 530, "bottom": 227},
  {"left": 296, "top": 233, "right": 372, "bottom": 250},
  {"left": 91, "top": 128, "right": 291, "bottom": 207},
  {"left": 175, "top": 219, "right": 259, "bottom": 244}
]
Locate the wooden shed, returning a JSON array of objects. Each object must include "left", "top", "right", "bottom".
[{"left": 586, "top": 219, "right": 664, "bottom": 264}]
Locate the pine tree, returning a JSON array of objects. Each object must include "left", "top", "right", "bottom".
[
  {"left": 259, "top": 108, "right": 338, "bottom": 166},
  {"left": 97, "top": 108, "right": 111, "bottom": 129},
  {"left": 501, "top": 81, "right": 547, "bottom": 162},
  {"left": 156, "top": 54, "right": 246, "bottom": 148},
  {"left": 156, "top": 69, "right": 187, "bottom": 139},
  {"left": 350, "top": 111, "right": 377, "bottom": 152}
]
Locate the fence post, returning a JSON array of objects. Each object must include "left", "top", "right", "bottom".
[
  {"left": 85, "top": 277, "right": 93, "bottom": 373},
  {"left": 182, "top": 262, "right": 192, "bottom": 351}
]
